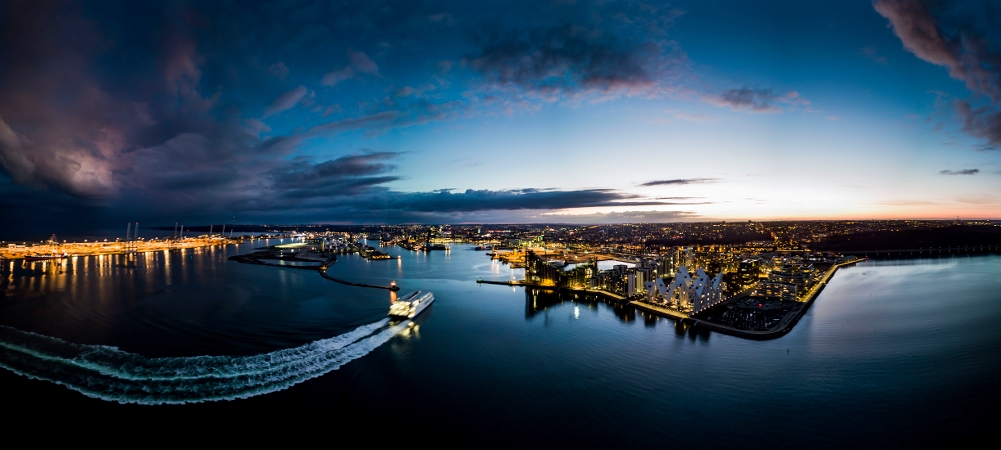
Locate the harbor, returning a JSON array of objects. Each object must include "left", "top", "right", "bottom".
[
  {"left": 1, "top": 239, "right": 997, "bottom": 447},
  {"left": 1, "top": 236, "right": 243, "bottom": 260},
  {"left": 228, "top": 243, "right": 401, "bottom": 291}
]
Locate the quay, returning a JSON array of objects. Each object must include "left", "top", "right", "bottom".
[
  {"left": 1, "top": 237, "right": 241, "bottom": 259},
  {"left": 477, "top": 278, "right": 626, "bottom": 302},
  {"left": 629, "top": 301, "right": 691, "bottom": 321}
]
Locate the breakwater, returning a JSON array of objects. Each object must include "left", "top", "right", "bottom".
[
  {"left": 230, "top": 250, "right": 400, "bottom": 291},
  {"left": 320, "top": 268, "right": 399, "bottom": 291}
]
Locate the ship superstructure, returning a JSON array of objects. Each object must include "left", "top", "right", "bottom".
[{"left": 389, "top": 290, "right": 435, "bottom": 319}]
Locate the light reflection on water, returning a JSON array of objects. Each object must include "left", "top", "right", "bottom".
[{"left": 0, "top": 245, "right": 998, "bottom": 446}]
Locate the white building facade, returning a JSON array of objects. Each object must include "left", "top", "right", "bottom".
[{"left": 644, "top": 266, "right": 725, "bottom": 316}]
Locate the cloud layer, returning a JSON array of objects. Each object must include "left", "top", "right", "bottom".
[
  {"left": 706, "top": 88, "right": 806, "bottom": 113},
  {"left": 640, "top": 178, "right": 718, "bottom": 187},
  {"left": 464, "top": 1, "right": 689, "bottom": 105},
  {"left": 875, "top": 0, "right": 1001, "bottom": 146},
  {"left": 939, "top": 169, "right": 979, "bottom": 175},
  {"left": 0, "top": 0, "right": 715, "bottom": 234}
]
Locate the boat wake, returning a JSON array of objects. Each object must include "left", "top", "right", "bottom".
[{"left": 0, "top": 319, "right": 407, "bottom": 404}]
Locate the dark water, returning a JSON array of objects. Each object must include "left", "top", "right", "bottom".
[{"left": 1, "top": 242, "right": 999, "bottom": 445}]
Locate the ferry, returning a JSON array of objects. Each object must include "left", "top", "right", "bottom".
[{"left": 389, "top": 290, "right": 435, "bottom": 319}]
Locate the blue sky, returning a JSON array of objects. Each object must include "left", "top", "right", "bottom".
[{"left": 0, "top": 0, "right": 998, "bottom": 235}]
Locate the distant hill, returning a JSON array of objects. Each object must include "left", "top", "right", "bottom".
[
  {"left": 645, "top": 229, "right": 772, "bottom": 247},
  {"left": 810, "top": 225, "right": 1001, "bottom": 251}
]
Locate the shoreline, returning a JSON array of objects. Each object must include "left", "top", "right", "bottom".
[
  {"left": 478, "top": 257, "right": 862, "bottom": 340},
  {"left": 0, "top": 238, "right": 243, "bottom": 260}
]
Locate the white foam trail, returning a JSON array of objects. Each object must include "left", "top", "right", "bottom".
[{"left": 0, "top": 319, "right": 408, "bottom": 404}]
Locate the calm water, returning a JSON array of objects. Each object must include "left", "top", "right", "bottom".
[{"left": 1, "top": 243, "right": 998, "bottom": 445}]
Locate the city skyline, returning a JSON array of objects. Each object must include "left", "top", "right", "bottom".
[{"left": 1, "top": 0, "right": 1000, "bottom": 237}]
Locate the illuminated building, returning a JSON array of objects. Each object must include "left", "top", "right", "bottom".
[
  {"left": 644, "top": 266, "right": 725, "bottom": 315},
  {"left": 736, "top": 259, "right": 761, "bottom": 289},
  {"left": 752, "top": 281, "right": 798, "bottom": 302}
]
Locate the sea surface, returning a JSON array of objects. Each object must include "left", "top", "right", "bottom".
[{"left": 1, "top": 241, "right": 998, "bottom": 445}]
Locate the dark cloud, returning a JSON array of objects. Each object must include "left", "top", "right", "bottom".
[
  {"left": 955, "top": 100, "right": 1001, "bottom": 146},
  {"left": 874, "top": 1, "right": 954, "bottom": 71},
  {"left": 640, "top": 178, "right": 717, "bottom": 186},
  {"left": 360, "top": 188, "right": 666, "bottom": 213},
  {"left": 0, "top": 1, "right": 146, "bottom": 198},
  {"left": 707, "top": 87, "right": 805, "bottom": 113},
  {"left": 939, "top": 168, "right": 979, "bottom": 175},
  {"left": 264, "top": 85, "right": 309, "bottom": 117},
  {"left": 0, "top": 0, "right": 707, "bottom": 235},
  {"left": 0, "top": 173, "right": 108, "bottom": 240},
  {"left": 267, "top": 152, "right": 401, "bottom": 198},
  {"left": 464, "top": 1, "right": 688, "bottom": 103},
  {"left": 875, "top": 0, "right": 1001, "bottom": 102},
  {"left": 0, "top": 0, "right": 462, "bottom": 205},
  {"left": 468, "top": 26, "right": 655, "bottom": 97},
  {"left": 536, "top": 210, "right": 701, "bottom": 224},
  {"left": 875, "top": 0, "right": 1001, "bottom": 145}
]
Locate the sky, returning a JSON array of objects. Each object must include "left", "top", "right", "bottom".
[{"left": 1, "top": 0, "right": 1000, "bottom": 236}]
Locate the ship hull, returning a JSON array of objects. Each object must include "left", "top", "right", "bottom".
[{"left": 388, "top": 291, "right": 435, "bottom": 319}]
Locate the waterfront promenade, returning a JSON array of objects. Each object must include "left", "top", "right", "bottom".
[{"left": 477, "top": 279, "right": 625, "bottom": 301}]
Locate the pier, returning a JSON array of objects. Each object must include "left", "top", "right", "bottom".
[{"left": 476, "top": 279, "right": 526, "bottom": 286}]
